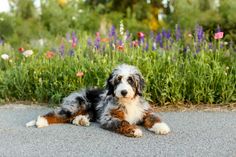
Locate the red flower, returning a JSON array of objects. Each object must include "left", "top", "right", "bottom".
[
  {"left": 116, "top": 45, "right": 124, "bottom": 51},
  {"left": 76, "top": 71, "right": 84, "bottom": 78},
  {"left": 101, "top": 38, "right": 110, "bottom": 42},
  {"left": 46, "top": 51, "right": 55, "bottom": 59},
  {"left": 137, "top": 32, "right": 145, "bottom": 39},
  {"left": 18, "top": 47, "right": 24, "bottom": 53},
  {"left": 132, "top": 41, "right": 139, "bottom": 47},
  {"left": 96, "top": 32, "right": 100, "bottom": 38},
  {"left": 72, "top": 42, "right": 76, "bottom": 48},
  {"left": 214, "top": 32, "right": 224, "bottom": 40}
]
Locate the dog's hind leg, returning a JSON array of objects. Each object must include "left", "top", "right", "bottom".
[
  {"left": 26, "top": 91, "right": 91, "bottom": 128},
  {"left": 29, "top": 108, "right": 74, "bottom": 128},
  {"left": 27, "top": 106, "right": 89, "bottom": 128}
]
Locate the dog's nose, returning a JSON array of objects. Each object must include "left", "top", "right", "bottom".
[{"left": 121, "top": 90, "right": 128, "bottom": 96}]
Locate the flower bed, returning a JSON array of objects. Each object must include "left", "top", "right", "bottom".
[{"left": 0, "top": 25, "right": 235, "bottom": 105}]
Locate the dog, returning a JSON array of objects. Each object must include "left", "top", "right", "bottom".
[{"left": 26, "top": 64, "right": 170, "bottom": 137}]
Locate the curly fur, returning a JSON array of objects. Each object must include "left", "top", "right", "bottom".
[{"left": 26, "top": 64, "right": 170, "bottom": 137}]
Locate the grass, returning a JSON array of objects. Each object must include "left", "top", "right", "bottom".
[{"left": 0, "top": 27, "right": 236, "bottom": 105}]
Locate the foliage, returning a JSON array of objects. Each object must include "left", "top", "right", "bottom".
[
  {"left": 0, "top": 26, "right": 235, "bottom": 105},
  {"left": 171, "top": 0, "right": 236, "bottom": 42}
]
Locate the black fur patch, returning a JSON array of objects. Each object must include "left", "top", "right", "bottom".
[
  {"left": 85, "top": 88, "right": 105, "bottom": 121},
  {"left": 106, "top": 74, "right": 115, "bottom": 96},
  {"left": 58, "top": 109, "right": 72, "bottom": 118}
]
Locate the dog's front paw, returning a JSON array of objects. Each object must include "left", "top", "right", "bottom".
[
  {"left": 36, "top": 116, "right": 49, "bottom": 128},
  {"left": 118, "top": 121, "right": 143, "bottom": 137},
  {"left": 149, "top": 122, "right": 170, "bottom": 135},
  {"left": 133, "top": 128, "right": 143, "bottom": 137},
  {"left": 26, "top": 120, "right": 36, "bottom": 127},
  {"left": 72, "top": 115, "right": 90, "bottom": 126}
]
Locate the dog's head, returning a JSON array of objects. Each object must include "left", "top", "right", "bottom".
[{"left": 106, "top": 64, "right": 145, "bottom": 100}]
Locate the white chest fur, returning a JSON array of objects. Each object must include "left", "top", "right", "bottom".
[{"left": 124, "top": 101, "right": 144, "bottom": 124}]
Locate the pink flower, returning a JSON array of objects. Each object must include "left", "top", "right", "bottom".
[
  {"left": 72, "top": 42, "right": 76, "bottom": 48},
  {"left": 18, "top": 47, "right": 24, "bottom": 53},
  {"left": 137, "top": 32, "right": 145, "bottom": 38},
  {"left": 96, "top": 32, "right": 100, "bottom": 38},
  {"left": 132, "top": 41, "right": 139, "bottom": 47},
  {"left": 46, "top": 51, "right": 55, "bottom": 59},
  {"left": 76, "top": 71, "right": 84, "bottom": 78},
  {"left": 214, "top": 32, "right": 224, "bottom": 40}
]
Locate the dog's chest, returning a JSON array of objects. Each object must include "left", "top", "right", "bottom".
[{"left": 124, "top": 103, "right": 144, "bottom": 124}]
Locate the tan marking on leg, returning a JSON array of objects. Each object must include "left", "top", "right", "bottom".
[
  {"left": 43, "top": 112, "right": 70, "bottom": 124},
  {"left": 143, "top": 112, "right": 161, "bottom": 129},
  {"left": 116, "top": 120, "right": 142, "bottom": 137}
]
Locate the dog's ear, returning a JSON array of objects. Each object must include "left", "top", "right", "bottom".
[
  {"left": 135, "top": 73, "right": 145, "bottom": 96},
  {"left": 106, "top": 73, "right": 114, "bottom": 96}
]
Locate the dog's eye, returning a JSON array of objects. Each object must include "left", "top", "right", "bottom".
[
  {"left": 127, "top": 77, "right": 134, "bottom": 84},
  {"left": 117, "top": 76, "right": 122, "bottom": 81},
  {"left": 115, "top": 76, "right": 122, "bottom": 84}
]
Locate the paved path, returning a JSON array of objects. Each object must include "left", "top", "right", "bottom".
[{"left": 0, "top": 104, "right": 235, "bottom": 157}]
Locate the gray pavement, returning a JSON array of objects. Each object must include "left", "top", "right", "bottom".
[{"left": 0, "top": 104, "right": 235, "bottom": 157}]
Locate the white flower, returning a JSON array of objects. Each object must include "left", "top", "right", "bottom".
[
  {"left": 1, "top": 54, "right": 9, "bottom": 60},
  {"left": 120, "top": 20, "right": 124, "bottom": 35},
  {"left": 23, "top": 50, "right": 33, "bottom": 57},
  {"left": 161, "top": 0, "right": 169, "bottom": 8},
  {"left": 72, "top": 16, "right": 76, "bottom": 20},
  {"left": 213, "top": 0, "right": 220, "bottom": 9}
]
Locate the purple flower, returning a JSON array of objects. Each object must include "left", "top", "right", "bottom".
[
  {"left": 183, "top": 47, "right": 187, "bottom": 53},
  {"left": 152, "top": 42, "right": 157, "bottom": 50},
  {"left": 139, "top": 37, "right": 145, "bottom": 46},
  {"left": 196, "top": 25, "right": 204, "bottom": 43},
  {"left": 118, "top": 40, "right": 123, "bottom": 46},
  {"left": 59, "top": 43, "right": 65, "bottom": 57},
  {"left": 72, "top": 32, "right": 78, "bottom": 44},
  {"left": 175, "top": 24, "right": 181, "bottom": 41},
  {"left": 110, "top": 25, "right": 116, "bottom": 37},
  {"left": 94, "top": 37, "right": 100, "bottom": 50},
  {"left": 166, "top": 30, "right": 171, "bottom": 39},
  {"left": 66, "top": 33, "right": 70, "bottom": 41},
  {"left": 0, "top": 39, "right": 3, "bottom": 46},
  {"left": 125, "top": 30, "right": 130, "bottom": 41},
  {"left": 150, "top": 31, "right": 154, "bottom": 40},
  {"left": 162, "top": 29, "right": 167, "bottom": 39},
  {"left": 195, "top": 45, "right": 201, "bottom": 53},
  {"left": 69, "top": 49, "right": 75, "bottom": 56},
  {"left": 87, "top": 38, "right": 92, "bottom": 47},
  {"left": 208, "top": 42, "right": 213, "bottom": 49},
  {"left": 216, "top": 25, "right": 221, "bottom": 33},
  {"left": 109, "top": 26, "right": 117, "bottom": 44},
  {"left": 155, "top": 33, "right": 163, "bottom": 48},
  {"left": 144, "top": 41, "right": 149, "bottom": 51}
]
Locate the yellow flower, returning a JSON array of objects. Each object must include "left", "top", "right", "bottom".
[{"left": 57, "top": 0, "right": 68, "bottom": 6}]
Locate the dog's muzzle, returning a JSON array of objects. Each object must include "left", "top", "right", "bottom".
[{"left": 121, "top": 90, "right": 128, "bottom": 97}]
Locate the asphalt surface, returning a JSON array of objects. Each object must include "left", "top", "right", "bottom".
[{"left": 0, "top": 104, "right": 235, "bottom": 157}]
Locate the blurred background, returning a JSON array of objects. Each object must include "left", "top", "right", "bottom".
[{"left": 0, "top": 0, "right": 235, "bottom": 47}]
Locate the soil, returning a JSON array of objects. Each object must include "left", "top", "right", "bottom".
[{"left": 1, "top": 101, "right": 236, "bottom": 112}]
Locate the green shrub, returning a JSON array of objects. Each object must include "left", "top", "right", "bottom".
[{"left": 0, "top": 28, "right": 235, "bottom": 105}]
